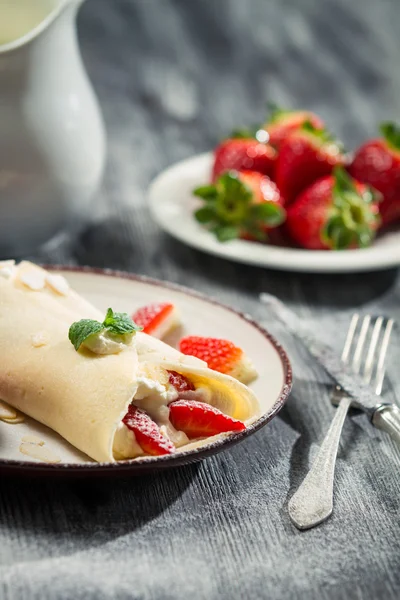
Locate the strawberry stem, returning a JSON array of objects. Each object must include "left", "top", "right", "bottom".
[
  {"left": 380, "top": 121, "right": 400, "bottom": 152},
  {"left": 193, "top": 172, "right": 284, "bottom": 243},
  {"left": 322, "top": 167, "right": 380, "bottom": 250},
  {"left": 266, "top": 102, "right": 291, "bottom": 124},
  {"left": 231, "top": 126, "right": 259, "bottom": 140}
]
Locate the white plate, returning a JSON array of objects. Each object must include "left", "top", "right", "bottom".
[
  {"left": 148, "top": 152, "right": 400, "bottom": 273},
  {"left": 0, "top": 267, "right": 291, "bottom": 476}
]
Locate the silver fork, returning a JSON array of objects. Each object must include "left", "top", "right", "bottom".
[{"left": 288, "top": 314, "right": 394, "bottom": 530}]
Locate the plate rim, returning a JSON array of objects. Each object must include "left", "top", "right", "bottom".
[
  {"left": 148, "top": 151, "right": 400, "bottom": 273},
  {"left": 0, "top": 265, "right": 292, "bottom": 476}
]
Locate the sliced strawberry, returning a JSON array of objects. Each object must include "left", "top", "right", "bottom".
[
  {"left": 169, "top": 400, "right": 245, "bottom": 439},
  {"left": 132, "top": 302, "right": 179, "bottom": 339},
  {"left": 179, "top": 335, "right": 257, "bottom": 384},
  {"left": 123, "top": 405, "right": 175, "bottom": 456},
  {"left": 167, "top": 370, "right": 195, "bottom": 392},
  {"left": 193, "top": 170, "right": 285, "bottom": 242},
  {"left": 276, "top": 122, "right": 347, "bottom": 204},
  {"left": 212, "top": 137, "right": 277, "bottom": 182},
  {"left": 349, "top": 122, "right": 400, "bottom": 227},
  {"left": 285, "top": 167, "right": 380, "bottom": 250},
  {"left": 263, "top": 105, "right": 324, "bottom": 149},
  {"left": 180, "top": 336, "right": 242, "bottom": 374}
]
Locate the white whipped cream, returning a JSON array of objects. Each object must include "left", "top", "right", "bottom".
[
  {"left": 112, "top": 370, "right": 213, "bottom": 459},
  {"left": 113, "top": 422, "right": 144, "bottom": 460},
  {"left": 133, "top": 376, "right": 179, "bottom": 422},
  {"left": 82, "top": 330, "right": 136, "bottom": 355},
  {"left": 160, "top": 424, "right": 189, "bottom": 448}
]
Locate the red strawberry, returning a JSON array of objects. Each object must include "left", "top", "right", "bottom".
[
  {"left": 167, "top": 370, "right": 195, "bottom": 392},
  {"left": 169, "top": 400, "right": 245, "bottom": 439},
  {"left": 132, "top": 302, "right": 180, "bottom": 339},
  {"left": 349, "top": 122, "right": 400, "bottom": 227},
  {"left": 212, "top": 137, "right": 276, "bottom": 182},
  {"left": 193, "top": 170, "right": 285, "bottom": 242},
  {"left": 179, "top": 336, "right": 258, "bottom": 384},
  {"left": 285, "top": 167, "right": 380, "bottom": 250},
  {"left": 263, "top": 105, "right": 324, "bottom": 149},
  {"left": 123, "top": 405, "right": 175, "bottom": 456},
  {"left": 276, "top": 122, "right": 347, "bottom": 204}
]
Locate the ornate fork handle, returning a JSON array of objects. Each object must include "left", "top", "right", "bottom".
[
  {"left": 288, "top": 395, "right": 352, "bottom": 530},
  {"left": 373, "top": 404, "right": 400, "bottom": 446}
]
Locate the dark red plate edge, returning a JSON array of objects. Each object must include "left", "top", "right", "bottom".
[{"left": 0, "top": 265, "right": 292, "bottom": 476}]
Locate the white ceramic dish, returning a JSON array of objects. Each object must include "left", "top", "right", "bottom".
[
  {"left": 0, "top": 266, "right": 291, "bottom": 476},
  {"left": 148, "top": 152, "right": 400, "bottom": 273}
]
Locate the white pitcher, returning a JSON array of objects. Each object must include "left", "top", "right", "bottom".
[{"left": 0, "top": 0, "right": 106, "bottom": 256}]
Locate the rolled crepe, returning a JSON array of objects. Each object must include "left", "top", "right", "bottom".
[{"left": 0, "top": 261, "right": 260, "bottom": 462}]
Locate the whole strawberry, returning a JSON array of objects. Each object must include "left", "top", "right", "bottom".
[
  {"left": 285, "top": 167, "right": 380, "bottom": 250},
  {"left": 193, "top": 170, "right": 285, "bottom": 242},
  {"left": 349, "top": 122, "right": 400, "bottom": 227},
  {"left": 263, "top": 104, "right": 324, "bottom": 149},
  {"left": 276, "top": 122, "right": 347, "bottom": 204},
  {"left": 212, "top": 136, "right": 276, "bottom": 182}
]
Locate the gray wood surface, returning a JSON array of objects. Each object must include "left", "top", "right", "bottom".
[{"left": 2, "top": 0, "right": 400, "bottom": 598}]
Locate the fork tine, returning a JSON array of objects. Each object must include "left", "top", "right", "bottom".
[
  {"left": 374, "top": 318, "right": 394, "bottom": 396},
  {"left": 352, "top": 315, "right": 371, "bottom": 373},
  {"left": 363, "top": 317, "right": 384, "bottom": 384},
  {"left": 341, "top": 314, "right": 359, "bottom": 363}
]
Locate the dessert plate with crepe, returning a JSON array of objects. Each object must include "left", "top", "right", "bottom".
[{"left": 0, "top": 261, "right": 291, "bottom": 476}]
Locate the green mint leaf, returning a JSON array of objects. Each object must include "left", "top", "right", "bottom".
[
  {"left": 103, "top": 308, "right": 141, "bottom": 335},
  {"left": 68, "top": 319, "right": 103, "bottom": 351}
]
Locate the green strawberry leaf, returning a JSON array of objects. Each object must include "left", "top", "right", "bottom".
[
  {"left": 266, "top": 102, "right": 291, "bottom": 124},
  {"left": 357, "top": 225, "right": 375, "bottom": 248},
  {"left": 250, "top": 202, "right": 285, "bottom": 226},
  {"left": 231, "top": 127, "right": 259, "bottom": 140},
  {"left": 330, "top": 226, "right": 354, "bottom": 250},
  {"left": 213, "top": 225, "right": 241, "bottom": 241},
  {"left": 68, "top": 319, "right": 104, "bottom": 351},
  {"left": 244, "top": 223, "right": 268, "bottom": 242},
  {"left": 380, "top": 121, "right": 400, "bottom": 152},
  {"left": 214, "top": 172, "right": 252, "bottom": 224},
  {"left": 193, "top": 184, "right": 218, "bottom": 200},
  {"left": 194, "top": 206, "right": 217, "bottom": 223},
  {"left": 193, "top": 172, "right": 284, "bottom": 244},
  {"left": 322, "top": 168, "right": 380, "bottom": 250},
  {"left": 333, "top": 166, "right": 356, "bottom": 195},
  {"left": 301, "top": 120, "right": 338, "bottom": 144}
]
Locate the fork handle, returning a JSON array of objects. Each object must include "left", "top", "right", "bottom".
[
  {"left": 372, "top": 404, "right": 400, "bottom": 446},
  {"left": 288, "top": 395, "right": 352, "bottom": 530}
]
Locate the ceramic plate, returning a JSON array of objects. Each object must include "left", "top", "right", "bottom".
[
  {"left": 0, "top": 267, "right": 292, "bottom": 476},
  {"left": 148, "top": 153, "right": 400, "bottom": 273}
]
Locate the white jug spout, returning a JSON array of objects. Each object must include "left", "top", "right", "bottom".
[{"left": 0, "top": 0, "right": 85, "bottom": 53}]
